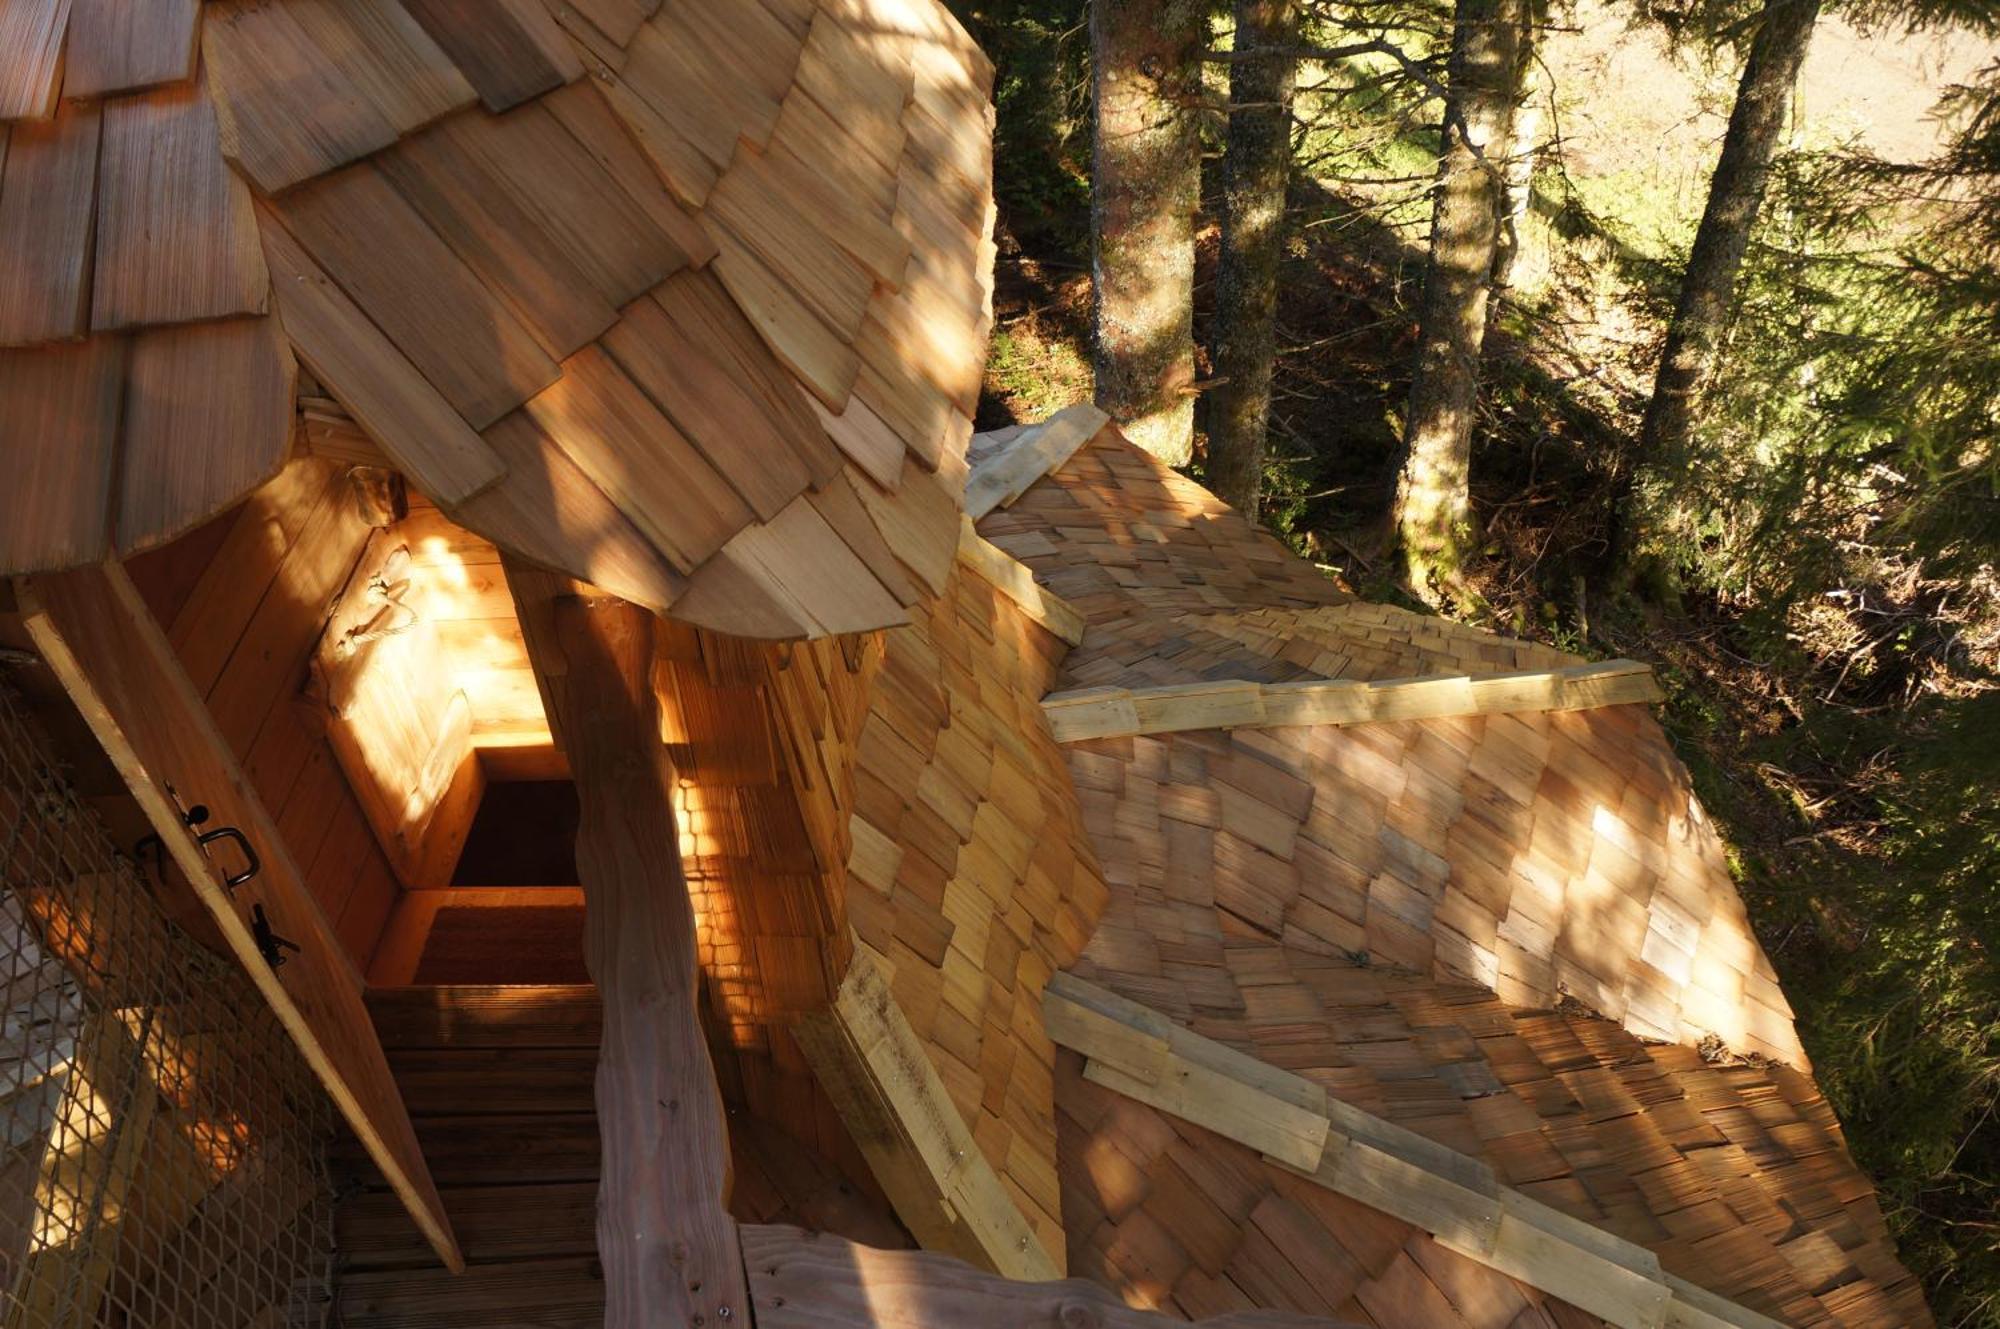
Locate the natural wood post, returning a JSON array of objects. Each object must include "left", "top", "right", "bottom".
[{"left": 511, "top": 569, "right": 747, "bottom": 1329}]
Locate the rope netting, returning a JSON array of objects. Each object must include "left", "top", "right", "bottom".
[{"left": 0, "top": 684, "right": 334, "bottom": 1328}]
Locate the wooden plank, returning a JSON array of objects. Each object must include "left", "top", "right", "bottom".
[
  {"left": 0, "top": 339, "right": 124, "bottom": 573},
  {"left": 956, "top": 518, "right": 1085, "bottom": 647},
  {"left": 282, "top": 0, "right": 477, "bottom": 134},
  {"left": 256, "top": 207, "right": 508, "bottom": 505},
  {"left": 540, "top": 80, "right": 719, "bottom": 267},
  {"left": 520, "top": 589, "right": 748, "bottom": 1329},
  {"left": 963, "top": 403, "right": 1110, "bottom": 519},
  {"left": 202, "top": 0, "right": 400, "bottom": 194},
  {"left": 338, "top": 1256, "right": 603, "bottom": 1329},
  {"left": 366, "top": 985, "right": 602, "bottom": 1049},
  {"left": 92, "top": 77, "right": 268, "bottom": 331},
  {"left": 378, "top": 123, "right": 617, "bottom": 361},
  {"left": 519, "top": 344, "right": 752, "bottom": 574},
  {"left": 339, "top": 1182, "right": 598, "bottom": 1269},
  {"left": 62, "top": 0, "right": 199, "bottom": 98},
  {"left": 0, "top": 0, "right": 69, "bottom": 119},
  {"left": 599, "top": 290, "right": 811, "bottom": 520},
  {"left": 0, "top": 99, "right": 101, "bottom": 347},
  {"left": 16, "top": 562, "right": 463, "bottom": 1273},
  {"left": 743, "top": 1225, "right": 1358, "bottom": 1329},
  {"left": 1041, "top": 661, "right": 1666, "bottom": 742},
  {"left": 399, "top": 0, "right": 583, "bottom": 111},
  {"left": 710, "top": 238, "right": 860, "bottom": 412},
  {"left": 672, "top": 494, "right": 908, "bottom": 639},
  {"left": 364, "top": 887, "right": 587, "bottom": 987},
  {"left": 267, "top": 163, "right": 559, "bottom": 429},
  {"left": 793, "top": 949, "right": 1062, "bottom": 1281},
  {"left": 116, "top": 316, "right": 296, "bottom": 556}
]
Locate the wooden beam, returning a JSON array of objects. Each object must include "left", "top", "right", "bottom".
[
  {"left": 963, "top": 403, "right": 1109, "bottom": 520},
  {"left": 742, "top": 1224, "right": 1360, "bottom": 1328},
  {"left": 792, "top": 949, "right": 1062, "bottom": 1282},
  {"left": 956, "top": 517, "right": 1085, "bottom": 647},
  {"left": 1041, "top": 659, "right": 1667, "bottom": 743},
  {"left": 14, "top": 562, "right": 463, "bottom": 1271},
  {"left": 1042, "top": 974, "right": 1786, "bottom": 1329},
  {"left": 512, "top": 580, "right": 747, "bottom": 1329}
]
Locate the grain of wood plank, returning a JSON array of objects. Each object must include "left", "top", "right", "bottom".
[
  {"left": 366, "top": 985, "right": 602, "bottom": 1049},
  {"left": 202, "top": 0, "right": 400, "bottom": 194},
  {"left": 455, "top": 412, "right": 685, "bottom": 613},
  {"left": 436, "top": 103, "right": 682, "bottom": 309},
  {"left": 957, "top": 517, "right": 1085, "bottom": 646},
  {"left": 520, "top": 344, "right": 752, "bottom": 574},
  {"left": 0, "top": 0, "right": 70, "bottom": 119},
  {"left": 378, "top": 123, "right": 616, "bottom": 359},
  {"left": 339, "top": 1183, "right": 599, "bottom": 1269},
  {"left": 257, "top": 209, "right": 507, "bottom": 507},
  {"left": 810, "top": 392, "right": 907, "bottom": 492},
  {"left": 62, "top": 0, "right": 199, "bottom": 99},
  {"left": 618, "top": 13, "right": 780, "bottom": 171},
  {"left": 267, "top": 164, "right": 558, "bottom": 428},
  {"left": 540, "top": 80, "right": 718, "bottom": 266},
  {"left": 92, "top": 79, "right": 268, "bottom": 331},
  {"left": 116, "top": 316, "right": 296, "bottom": 556},
  {"left": 599, "top": 290, "right": 812, "bottom": 520},
  {"left": 570, "top": 42, "right": 718, "bottom": 208},
  {"left": 673, "top": 495, "right": 908, "bottom": 638},
  {"left": 0, "top": 339, "right": 124, "bottom": 572},
  {"left": 398, "top": 0, "right": 582, "bottom": 111},
  {"left": 711, "top": 238, "right": 861, "bottom": 411},
  {"left": 283, "top": 0, "right": 476, "bottom": 134},
  {"left": 524, "top": 592, "right": 749, "bottom": 1329},
  {"left": 17, "top": 563, "right": 463, "bottom": 1273},
  {"left": 338, "top": 1256, "right": 604, "bottom": 1329},
  {"left": 742, "top": 1225, "right": 1357, "bottom": 1329},
  {"left": 0, "top": 99, "right": 101, "bottom": 346}
]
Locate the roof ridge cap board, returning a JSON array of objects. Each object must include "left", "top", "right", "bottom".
[
  {"left": 963, "top": 402, "right": 1111, "bottom": 519},
  {"left": 1039, "top": 659, "right": 1665, "bottom": 742},
  {"left": 1042, "top": 972, "right": 1788, "bottom": 1329}
]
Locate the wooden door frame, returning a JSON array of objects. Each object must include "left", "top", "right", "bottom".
[{"left": 17, "top": 560, "right": 463, "bottom": 1271}]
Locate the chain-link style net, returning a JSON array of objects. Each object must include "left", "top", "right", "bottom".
[{"left": 0, "top": 684, "right": 334, "bottom": 1328}]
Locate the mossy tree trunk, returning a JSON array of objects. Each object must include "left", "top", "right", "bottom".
[
  {"left": 1091, "top": 0, "right": 1207, "bottom": 466},
  {"left": 1620, "top": 0, "right": 1822, "bottom": 575},
  {"left": 1392, "top": 0, "right": 1531, "bottom": 601},
  {"left": 1208, "top": 0, "right": 1300, "bottom": 519}
]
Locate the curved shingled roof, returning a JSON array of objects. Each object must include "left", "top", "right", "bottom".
[
  {"left": 0, "top": 0, "right": 994, "bottom": 638},
  {"left": 956, "top": 420, "right": 1930, "bottom": 1326}
]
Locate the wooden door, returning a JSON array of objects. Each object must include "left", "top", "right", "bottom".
[{"left": 17, "top": 562, "right": 463, "bottom": 1271}]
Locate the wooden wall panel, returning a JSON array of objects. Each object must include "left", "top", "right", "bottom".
[{"left": 123, "top": 455, "right": 396, "bottom": 968}]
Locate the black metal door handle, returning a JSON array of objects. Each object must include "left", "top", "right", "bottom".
[{"left": 194, "top": 825, "right": 261, "bottom": 891}]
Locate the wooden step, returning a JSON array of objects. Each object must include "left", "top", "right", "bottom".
[
  {"left": 334, "top": 1113, "right": 601, "bottom": 1187},
  {"left": 367, "top": 985, "right": 601, "bottom": 1049},
  {"left": 339, "top": 1183, "right": 597, "bottom": 1270},
  {"left": 337, "top": 1255, "right": 604, "bottom": 1328},
  {"left": 384, "top": 1047, "right": 597, "bottom": 1115}
]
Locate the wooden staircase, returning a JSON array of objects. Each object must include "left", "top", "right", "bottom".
[{"left": 332, "top": 985, "right": 910, "bottom": 1327}]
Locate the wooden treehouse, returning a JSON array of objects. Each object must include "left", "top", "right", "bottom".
[{"left": 0, "top": 2, "right": 1934, "bottom": 1327}]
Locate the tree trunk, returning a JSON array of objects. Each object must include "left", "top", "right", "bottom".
[
  {"left": 1392, "top": 0, "right": 1531, "bottom": 600},
  {"left": 1489, "top": 0, "right": 1547, "bottom": 290},
  {"left": 1207, "top": 0, "right": 1299, "bottom": 519},
  {"left": 1091, "top": 0, "right": 1206, "bottom": 465},
  {"left": 1622, "top": 0, "right": 1821, "bottom": 568}
]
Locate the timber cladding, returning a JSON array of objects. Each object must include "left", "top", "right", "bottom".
[
  {"left": 840, "top": 557, "right": 1113, "bottom": 1269},
  {"left": 0, "top": 0, "right": 997, "bottom": 641}
]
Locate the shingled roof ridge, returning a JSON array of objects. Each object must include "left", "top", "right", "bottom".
[{"left": 1046, "top": 969, "right": 1930, "bottom": 1329}]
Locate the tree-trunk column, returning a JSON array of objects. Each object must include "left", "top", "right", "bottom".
[
  {"left": 1091, "top": 0, "right": 1206, "bottom": 466},
  {"left": 545, "top": 592, "right": 748, "bottom": 1329}
]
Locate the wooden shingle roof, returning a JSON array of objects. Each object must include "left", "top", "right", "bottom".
[
  {"left": 959, "top": 420, "right": 1930, "bottom": 1328},
  {"left": 0, "top": 0, "right": 995, "bottom": 638}
]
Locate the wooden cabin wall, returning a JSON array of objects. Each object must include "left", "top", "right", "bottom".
[
  {"left": 124, "top": 456, "right": 398, "bottom": 969},
  {"left": 840, "top": 561, "right": 1109, "bottom": 1267}
]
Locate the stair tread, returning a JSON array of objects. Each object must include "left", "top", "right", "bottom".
[{"left": 366, "top": 985, "right": 601, "bottom": 1049}]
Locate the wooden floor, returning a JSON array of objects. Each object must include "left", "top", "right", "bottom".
[{"left": 334, "top": 985, "right": 908, "bottom": 1327}]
